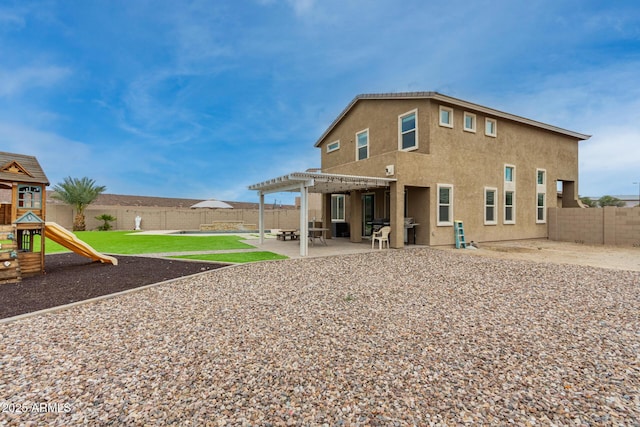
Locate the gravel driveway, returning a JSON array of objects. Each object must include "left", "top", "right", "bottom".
[{"left": 1, "top": 248, "right": 638, "bottom": 425}]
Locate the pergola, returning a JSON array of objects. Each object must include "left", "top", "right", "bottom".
[{"left": 248, "top": 172, "right": 396, "bottom": 256}]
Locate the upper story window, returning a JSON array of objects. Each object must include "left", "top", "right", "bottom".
[
  {"left": 485, "top": 118, "right": 497, "bottom": 137},
  {"left": 463, "top": 112, "right": 476, "bottom": 133},
  {"left": 437, "top": 184, "right": 454, "bottom": 226},
  {"left": 399, "top": 109, "right": 418, "bottom": 151},
  {"left": 537, "top": 169, "right": 546, "bottom": 185},
  {"left": 356, "top": 129, "right": 369, "bottom": 160},
  {"left": 18, "top": 185, "right": 42, "bottom": 209},
  {"left": 331, "top": 194, "right": 346, "bottom": 222},
  {"left": 505, "top": 165, "right": 515, "bottom": 182},
  {"left": 327, "top": 140, "right": 340, "bottom": 153},
  {"left": 439, "top": 106, "right": 453, "bottom": 128}
]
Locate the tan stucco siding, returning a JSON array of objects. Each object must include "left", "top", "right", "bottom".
[{"left": 317, "top": 97, "right": 583, "bottom": 246}]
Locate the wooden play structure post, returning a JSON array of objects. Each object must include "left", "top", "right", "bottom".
[{"left": 0, "top": 152, "right": 50, "bottom": 281}]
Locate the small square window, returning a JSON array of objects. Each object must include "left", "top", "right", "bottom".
[
  {"left": 327, "top": 140, "right": 340, "bottom": 153},
  {"left": 463, "top": 112, "right": 476, "bottom": 133},
  {"left": 439, "top": 106, "right": 453, "bottom": 128},
  {"left": 505, "top": 166, "right": 514, "bottom": 182},
  {"left": 485, "top": 118, "right": 497, "bottom": 137}
]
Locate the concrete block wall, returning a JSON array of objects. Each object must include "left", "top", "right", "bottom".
[
  {"left": 548, "top": 207, "right": 640, "bottom": 246},
  {"left": 47, "top": 205, "right": 301, "bottom": 232}
]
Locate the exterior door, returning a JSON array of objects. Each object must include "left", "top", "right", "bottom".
[{"left": 362, "top": 193, "right": 375, "bottom": 237}]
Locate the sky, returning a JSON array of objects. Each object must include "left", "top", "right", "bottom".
[{"left": 1, "top": 0, "right": 639, "bottom": 205}]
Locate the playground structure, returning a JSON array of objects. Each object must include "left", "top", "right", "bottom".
[{"left": 0, "top": 151, "right": 115, "bottom": 284}]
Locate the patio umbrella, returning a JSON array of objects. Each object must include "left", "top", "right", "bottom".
[{"left": 190, "top": 199, "right": 233, "bottom": 209}]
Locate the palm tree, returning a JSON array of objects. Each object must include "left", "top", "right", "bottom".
[{"left": 52, "top": 177, "right": 106, "bottom": 231}]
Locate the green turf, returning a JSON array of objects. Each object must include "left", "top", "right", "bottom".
[
  {"left": 171, "top": 251, "right": 288, "bottom": 263},
  {"left": 41, "top": 231, "right": 254, "bottom": 255}
]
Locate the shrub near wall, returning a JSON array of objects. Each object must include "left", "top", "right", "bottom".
[{"left": 47, "top": 205, "right": 301, "bottom": 231}]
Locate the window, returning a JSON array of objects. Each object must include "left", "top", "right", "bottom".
[
  {"left": 504, "top": 191, "right": 515, "bottom": 223},
  {"left": 504, "top": 164, "right": 515, "bottom": 224},
  {"left": 399, "top": 110, "right": 418, "bottom": 151},
  {"left": 331, "top": 194, "right": 345, "bottom": 222},
  {"left": 18, "top": 185, "right": 42, "bottom": 209},
  {"left": 485, "top": 118, "right": 497, "bottom": 137},
  {"left": 356, "top": 129, "right": 369, "bottom": 160},
  {"left": 537, "top": 193, "right": 546, "bottom": 223},
  {"left": 536, "top": 168, "right": 547, "bottom": 223},
  {"left": 463, "top": 112, "right": 476, "bottom": 133},
  {"left": 437, "top": 184, "right": 453, "bottom": 226},
  {"left": 484, "top": 187, "right": 497, "bottom": 225},
  {"left": 439, "top": 106, "right": 453, "bottom": 128},
  {"left": 327, "top": 140, "right": 340, "bottom": 153},
  {"left": 505, "top": 165, "right": 515, "bottom": 182}
]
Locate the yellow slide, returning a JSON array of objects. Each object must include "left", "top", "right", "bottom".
[{"left": 44, "top": 222, "right": 118, "bottom": 265}]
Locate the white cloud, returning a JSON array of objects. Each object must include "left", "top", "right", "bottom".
[{"left": 0, "top": 65, "right": 72, "bottom": 97}]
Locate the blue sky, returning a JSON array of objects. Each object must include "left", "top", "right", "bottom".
[{"left": 1, "top": 0, "right": 639, "bottom": 204}]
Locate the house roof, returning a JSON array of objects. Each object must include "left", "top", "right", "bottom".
[
  {"left": 314, "top": 92, "right": 591, "bottom": 147},
  {"left": 0, "top": 152, "right": 50, "bottom": 186},
  {"left": 249, "top": 171, "right": 396, "bottom": 194}
]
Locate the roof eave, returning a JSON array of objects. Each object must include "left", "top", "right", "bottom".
[{"left": 314, "top": 92, "right": 591, "bottom": 147}]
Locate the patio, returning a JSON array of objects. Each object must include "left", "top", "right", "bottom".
[{"left": 242, "top": 234, "right": 412, "bottom": 259}]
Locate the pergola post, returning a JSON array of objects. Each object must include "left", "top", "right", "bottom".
[
  {"left": 258, "top": 191, "right": 265, "bottom": 245},
  {"left": 299, "top": 183, "right": 309, "bottom": 257}
]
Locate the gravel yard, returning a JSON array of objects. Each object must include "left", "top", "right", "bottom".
[{"left": 1, "top": 247, "right": 639, "bottom": 425}]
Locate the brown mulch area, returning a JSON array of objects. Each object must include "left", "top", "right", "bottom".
[{"left": 0, "top": 253, "right": 227, "bottom": 319}]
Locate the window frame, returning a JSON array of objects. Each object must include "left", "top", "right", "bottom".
[
  {"left": 326, "top": 140, "right": 340, "bottom": 153},
  {"left": 537, "top": 168, "right": 546, "bottom": 185},
  {"left": 356, "top": 128, "right": 369, "bottom": 161},
  {"left": 537, "top": 192, "right": 546, "bottom": 223},
  {"left": 398, "top": 109, "right": 418, "bottom": 151},
  {"left": 484, "top": 187, "right": 498, "bottom": 225},
  {"left": 504, "top": 165, "right": 515, "bottom": 183},
  {"left": 463, "top": 112, "right": 476, "bottom": 133},
  {"left": 485, "top": 118, "right": 497, "bottom": 137},
  {"left": 504, "top": 190, "right": 515, "bottom": 224},
  {"left": 17, "top": 185, "right": 42, "bottom": 209},
  {"left": 331, "top": 194, "right": 346, "bottom": 222},
  {"left": 439, "top": 106, "right": 453, "bottom": 128},
  {"left": 437, "top": 184, "right": 454, "bottom": 226},
  {"left": 536, "top": 168, "right": 547, "bottom": 223}
]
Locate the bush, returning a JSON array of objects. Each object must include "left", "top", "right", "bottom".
[{"left": 95, "top": 214, "right": 117, "bottom": 231}]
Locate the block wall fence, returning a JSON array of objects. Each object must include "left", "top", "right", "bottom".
[
  {"left": 46, "top": 205, "right": 309, "bottom": 232},
  {"left": 548, "top": 207, "right": 640, "bottom": 246},
  {"left": 47, "top": 204, "right": 640, "bottom": 247}
]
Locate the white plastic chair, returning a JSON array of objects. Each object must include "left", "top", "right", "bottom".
[{"left": 371, "top": 226, "right": 391, "bottom": 249}]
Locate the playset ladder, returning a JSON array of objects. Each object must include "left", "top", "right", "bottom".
[
  {"left": 0, "top": 225, "right": 21, "bottom": 284},
  {"left": 454, "top": 220, "right": 466, "bottom": 249}
]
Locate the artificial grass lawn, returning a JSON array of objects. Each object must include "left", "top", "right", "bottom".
[
  {"left": 171, "top": 251, "right": 288, "bottom": 263},
  {"left": 42, "top": 231, "right": 254, "bottom": 255}
]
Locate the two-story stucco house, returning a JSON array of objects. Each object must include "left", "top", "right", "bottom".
[{"left": 250, "top": 92, "right": 590, "bottom": 255}]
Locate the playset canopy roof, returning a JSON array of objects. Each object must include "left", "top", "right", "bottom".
[{"left": 0, "top": 152, "right": 50, "bottom": 186}]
